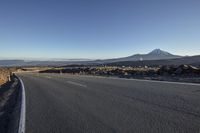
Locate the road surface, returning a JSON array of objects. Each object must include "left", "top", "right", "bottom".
[{"left": 18, "top": 73, "right": 200, "bottom": 133}]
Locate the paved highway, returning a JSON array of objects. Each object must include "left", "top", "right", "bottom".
[{"left": 18, "top": 73, "right": 200, "bottom": 133}]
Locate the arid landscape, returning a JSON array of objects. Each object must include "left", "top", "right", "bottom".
[
  {"left": 1, "top": 58, "right": 199, "bottom": 133},
  {"left": 38, "top": 64, "right": 200, "bottom": 83},
  {"left": 1, "top": 0, "right": 200, "bottom": 133},
  {"left": 0, "top": 68, "right": 17, "bottom": 85},
  {"left": 1, "top": 49, "right": 200, "bottom": 85}
]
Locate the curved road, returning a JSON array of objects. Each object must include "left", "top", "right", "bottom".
[{"left": 18, "top": 73, "right": 200, "bottom": 133}]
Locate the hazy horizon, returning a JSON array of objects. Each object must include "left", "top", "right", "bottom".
[
  {"left": 0, "top": 48, "right": 197, "bottom": 61},
  {"left": 1, "top": 0, "right": 200, "bottom": 59}
]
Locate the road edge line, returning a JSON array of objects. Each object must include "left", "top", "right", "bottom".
[
  {"left": 18, "top": 77, "right": 26, "bottom": 133},
  {"left": 76, "top": 75, "right": 200, "bottom": 86}
]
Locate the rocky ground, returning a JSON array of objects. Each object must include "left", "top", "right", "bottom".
[
  {"left": 0, "top": 67, "right": 19, "bottom": 85},
  {"left": 39, "top": 64, "right": 200, "bottom": 83}
]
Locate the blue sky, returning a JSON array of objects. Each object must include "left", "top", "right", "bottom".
[{"left": 0, "top": 0, "right": 200, "bottom": 59}]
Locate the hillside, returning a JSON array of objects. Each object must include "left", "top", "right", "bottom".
[
  {"left": 92, "top": 49, "right": 181, "bottom": 63},
  {"left": 107, "top": 55, "right": 200, "bottom": 67}
]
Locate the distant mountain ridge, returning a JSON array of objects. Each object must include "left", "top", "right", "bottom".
[
  {"left": 107, "top": 55, "right": 200, "bottom": 67},
  {"left": 94, "top": 49, "right": 181, "bottom": 63},
  {"left": 0, "top": 60, "right": 25, "bottom": 66},
  {"left": 125, "top": 49, "right": 181, "bottom": 61},
  {"left": 0, "top": 49, "right": 198, "bottom": 66}
]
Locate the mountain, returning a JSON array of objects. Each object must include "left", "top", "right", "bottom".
[
  {"left": 107, "top": 55, "right": 200, "bottom": 67},
  {"left": 148, "top": 49, "right": 173, "bottom": 56},
  {"left": 123, "top": 49, "right": 180, "bottom": 61},
  {"left": 93, "top": 49, "right": 181, "bottom": 63}
]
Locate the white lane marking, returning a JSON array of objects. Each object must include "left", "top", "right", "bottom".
[
  {"left": 126, "top": 78, "right": 200, "bottom": 86},
  {"left": 67, "top": 81, "right": 87, "bottom": 88},
  {"left": 18, "top": 78, "right": 26, "bottom": 133}
]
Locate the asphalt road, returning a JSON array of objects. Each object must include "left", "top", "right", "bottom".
[{"left": 18, "top": 73, "right": 200, "bottom": 133}]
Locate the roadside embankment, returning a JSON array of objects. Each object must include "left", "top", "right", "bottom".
[
  {"left": 39, "top": 64, "right": 200, "bottom": 83},
  {"left": 0, "top": 75, "right": 21, "bottom": 133},
  {"left": 0, "top": 67, "right": 19, "bottom": 85}
]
